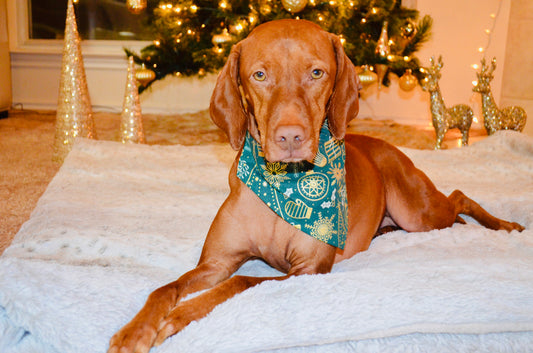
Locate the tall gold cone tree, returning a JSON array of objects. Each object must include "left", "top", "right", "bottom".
[
  {"left": 120, "top": 57, "right": 146, "bottom": 144},
  {"left": 53, "top": 0, "right": 96, "bottom": 163}
]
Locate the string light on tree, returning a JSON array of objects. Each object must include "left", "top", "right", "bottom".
[
  {"left": 126, "top": 0, "right": 147, "bottom": 14},
  {"left": 127, "top": 0, "right": 432, "bottom": 92}
]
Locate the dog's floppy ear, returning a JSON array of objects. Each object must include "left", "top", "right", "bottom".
[
  {"left": 326, "top": 34, "right": 360, "bottom": 139},
  {"left": 209, "top": 43, "right": 248, "bottom": 150}
]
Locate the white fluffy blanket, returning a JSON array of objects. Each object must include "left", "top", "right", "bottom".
[{"left": 1, "top": 131, "right": 533, "bottom": 353}]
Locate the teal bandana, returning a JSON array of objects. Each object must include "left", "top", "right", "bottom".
[{"left": 237, "top": 120, "right": 348, "bottom": 249}]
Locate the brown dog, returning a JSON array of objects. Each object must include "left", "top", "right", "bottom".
[{"left": 108, "top": 19, "right": 523, "bottom": 353}]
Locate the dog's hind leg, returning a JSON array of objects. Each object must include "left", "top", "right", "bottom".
[{"left": 447, "top": 190, "right": 524, "bottom": 232}]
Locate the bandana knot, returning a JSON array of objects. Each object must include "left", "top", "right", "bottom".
[{"left": 237, "top": 120, "right": 348, "bottom": 249}]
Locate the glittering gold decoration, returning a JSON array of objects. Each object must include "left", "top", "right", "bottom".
[
  {"left": 127, "top": 0, "right": 147, "bottom": 14},
  {"left": 281, "top": 0, "right": 308, "bottom": 13},
  {"left": 398, "top": 69, "right": 417, "bottom": 91},
  {"left": 212, "top": 28, "right": 233, "bottom": 45},
  {"left": 120, "top": 57, "right": 146, "bottom": 144},
  {"left": 53, "top": 0, "right": 96, "bottom": 163},
  {"left": 259, "top": 0, "right": 273, "bottom": 15},
  {"left": 473, "top": 57, "right": 527, "bottom": 135},
  {"left": 135, "top": 64, "right": 156, "bottom": 87},
  {"left": 285, "top": 199, "right": 313, "bottom": 219},
  {"left": 400, "top": 19, "right": 417, "bottom": 40},
  {"left": 375, "top": 21, "right": 390, "bottom": 58},
  {"left": 421, "top": 56, "right": 473, "bottom": 149},
  {"left": 356, "top": 65, "right": 378, "bottom": 87},
  {"left": 375, "top": 64, "right": 388, "bottom": 90}
]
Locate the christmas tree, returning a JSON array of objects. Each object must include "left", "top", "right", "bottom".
[{"left": 126, "top": 0, "right": 432, "bottom": 92}]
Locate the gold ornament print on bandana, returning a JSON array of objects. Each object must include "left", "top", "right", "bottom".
[{"left": 237, "top": 120, "right": 348, "bottom": 249}]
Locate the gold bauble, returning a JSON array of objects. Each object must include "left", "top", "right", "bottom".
[
  {"left": 135, "top": 64, "right": 156, "bottom": 87},
  {"left": 127, "top": 0, "right": 147, "bottom": 14},
  {"left": 399, "top": 69, "right": 418, "bottom": 91},
  {"left": 356, "top": 65, "right": 378, "bottom": 87},
  {"left": 282, "top": 0, "right": 308, "bottom": 13}
]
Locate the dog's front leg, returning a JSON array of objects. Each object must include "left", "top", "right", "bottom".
[
  {"left": 108, "top": 262, "right": 231, "bottom": 353},
  {"left": 154, "top": 275, "right": 290, "bottom": 345}
]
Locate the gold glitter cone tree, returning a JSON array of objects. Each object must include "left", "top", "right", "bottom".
[
  {"left": 53, "top": 0, "right": 95, "bottom": 162},
  {"left": 120, "top": 56, "right": 146, "bottom": 144}
]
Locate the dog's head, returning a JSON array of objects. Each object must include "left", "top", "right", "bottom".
[{"left": 210, "top": 19, "right": 360, "bottom": 163}]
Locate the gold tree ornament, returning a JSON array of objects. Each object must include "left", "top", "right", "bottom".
[
  {"left": 399, "top": 69, "right": 417, "bottom": 91},
  {"left": 135, "top": 63, "right": 156, "bottom": 87},
  {"left": 400, "top": 19, "right": 417, "bottom": 40},
  {"left": 356, "top": 65, "right": 378, "bottom": 87},
  {"left": 212, "top": 29, "right": 233, "bottom": 45},
  {"left": 473, "top": 57, "right": 527, "bottom": 135},
  {"left": 127, "top": 0, "right": 147, "bottom": 14},
  {"left": 281, "top": 0, "right": 308, "bottom": 13},
  {"left": 258, "top": 0, "right": 273, "bottom": 15},
  {"left": 120, "top": 57, "right": 146, "bottom": 144},
  {"left": 53, "top": 0, "right": 96, "bottom": 163},
  {"left": 375, "top": 21, "right": 390, "bottom": 58}
]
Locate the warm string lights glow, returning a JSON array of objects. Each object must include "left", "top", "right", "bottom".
[
  {"left": 470, "top": 0, "right": 504, "bottom": 124},
  {"left": 471, "top": 0, "right": 503, "bottom": 73},
  {"left": 128, "top": 0, "right": 432, "bottom": 92},
  {"left": 153, "top": 0, "right": 364, "bottom": 51},
  {"left": 152, "top": 0, "right": 408, "bottom": 53}
]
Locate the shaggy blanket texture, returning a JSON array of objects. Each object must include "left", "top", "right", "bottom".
[{"left": 1, "top": 131, "right": 532, "bottom": 353}]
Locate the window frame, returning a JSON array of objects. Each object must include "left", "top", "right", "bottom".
[{"left": 7, "top": 1, "right": 150, "bottom": 57}]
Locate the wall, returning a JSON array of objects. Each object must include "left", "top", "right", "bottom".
[
  {"left": 7, "top": 0, "right": 532, "bottom": 135},
  {"left": 500, "top": 0, "right": 533, "bottom": 136}
]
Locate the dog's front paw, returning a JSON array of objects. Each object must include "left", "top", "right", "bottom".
[
  {"left": 154, "top": 308, "right": 190, "bottom": 346},
  {"left": 108, "top": 320, "right": 158, "bottom": 353}
]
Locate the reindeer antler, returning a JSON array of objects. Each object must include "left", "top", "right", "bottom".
[
  {"left": 427, "top": 55, "right": 444, "bottom": 76},
  {"left": 437, "top": 55, "right": 443, "bottom": 70},
  {"left": 490, "top": 57, "right": 497, "bottom": 74},
  {"left": 480, "top": 57, "right": 497, "bottom": 77}
]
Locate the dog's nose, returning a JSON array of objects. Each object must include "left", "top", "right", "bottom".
[{"left": 274, "top": 125, "right": 306, "bottom": 151}]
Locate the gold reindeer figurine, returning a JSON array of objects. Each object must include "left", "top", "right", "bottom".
[
  {"left": 473, "top": 57, "right": 527, "bottom": 135},
  {"left": 421, "top": 56, "right": 474, "bottom": 149}
]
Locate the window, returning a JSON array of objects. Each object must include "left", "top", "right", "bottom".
[{"left": 28, "top": 0, "right": 155, "bottom": 40}]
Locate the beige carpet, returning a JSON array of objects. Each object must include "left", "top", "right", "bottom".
[{"left": 0, "top": 109, "right": 482, "bottom": 255}]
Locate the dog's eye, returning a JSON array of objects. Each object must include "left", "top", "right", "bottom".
[
  {"left": 253, "top": 71, "right": 266, "bottom": 81},
  {"left": 311, "top": 69, "right": 324, "bottom": 79}
]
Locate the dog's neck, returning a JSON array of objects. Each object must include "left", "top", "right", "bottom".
[{"left": 236, "top": 120, "right": 348, "bottom": 249}]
